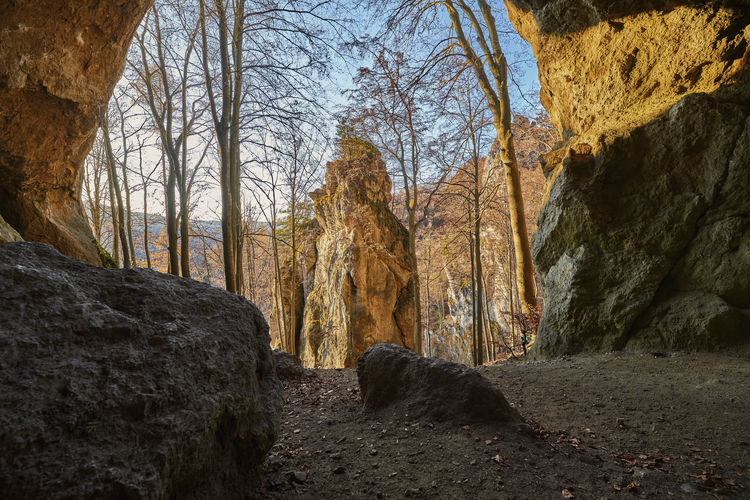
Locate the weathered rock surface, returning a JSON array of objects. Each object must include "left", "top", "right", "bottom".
[
  {"left": 272, "top": 349, "right": 314, "bottom": 379},
  {"left": 0, "top": 0, "right": 153, "bottom": 264},
  {"left": 356, "top": 344, "right": 523, "bottom": 425},
  {"left": 0, "top": 242, "right": 282, "bottom": 499},
  {"left": 506, "top": 0, "right": 750, "bottom": 357},
  {"left": 0, "top": 214, "right": 23, "bottom": 244},
  {"left": 299, "top": 145, "right": 416, "bottom": 368}
]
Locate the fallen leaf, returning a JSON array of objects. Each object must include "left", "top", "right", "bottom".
[{"left": 562, "top": 488, "right": 575, "bottom": 498}]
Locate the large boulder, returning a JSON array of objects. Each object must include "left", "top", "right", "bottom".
[
  {"left": 505, "top": 0, "right": 750, "bottom": 357},
  {"left": 0, "top": 242, "right": 282, "bottom": 499},
  {"left": 0, "top": 0, "right": 153, "bottom": 264},
  {"left": 356, "top": 344, "right": 524, "bottom": 426},
  {"left": 299, "top": 143, "right": 416, "bottom": 368}
]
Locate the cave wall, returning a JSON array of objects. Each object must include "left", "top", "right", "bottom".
[
  {"left": 0, "top": 0, "right": 154, "bottom": 265},
  {"left": 505, "top": 0, "right": 750, "bottom": 356}
]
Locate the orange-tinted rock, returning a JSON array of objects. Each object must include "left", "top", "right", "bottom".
[
  {"left": 0, "top": 0, "right": 153, "bottom": 264},
  {"left": 299, "top": 145, "right": 416, "bottom": 368}
]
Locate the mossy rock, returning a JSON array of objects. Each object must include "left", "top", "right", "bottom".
[{"left": 94, "top": 240, "right": 119, "bottom": 269}]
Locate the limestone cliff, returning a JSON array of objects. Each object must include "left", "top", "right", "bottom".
[
  {"left": 506, "top": 0, "right": 750, "bottom": 356},
  {"left": 0, "top": 0, "right": 153, "bottom": 264},
  {"left": 299, "top": 144, "right": 416, "bottom": 368}
]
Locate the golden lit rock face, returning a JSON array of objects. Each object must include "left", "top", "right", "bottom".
[
  {"left": 506, "top": 1, "right": 750, "bottom": 357},
  {"left": 506, "top": 1, "right": 750, "bottom": 139},
  {"left": 300, "top": 147, "right": 416, "bottom": 369},
  {"left": 0, "top": 0, "right": 153, "bottom": 264}
]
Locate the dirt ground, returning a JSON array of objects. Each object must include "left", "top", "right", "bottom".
[{"left": 261, "top": 352, "right": 750, "bottom": 499}]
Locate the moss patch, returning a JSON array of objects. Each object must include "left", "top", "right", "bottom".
[{"left": 94, "top": 239, "right": 119, "bottom": 268}]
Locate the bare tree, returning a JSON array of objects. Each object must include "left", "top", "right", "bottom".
[
  {"left": 376, "top": 0, "right": 537, "bottom": 312},
  {"left": 82, "top": 136, "right": 109, "bottom": 242},
  {"left": 134, "top": 4, "right": 210, "bottom": 277},
  {"left": 100, "top": 105, "right": 132, "bottom": 269}
]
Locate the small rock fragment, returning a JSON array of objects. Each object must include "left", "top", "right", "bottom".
[{"left": 288, "top": 471, "right": 307, "bottom": 483}]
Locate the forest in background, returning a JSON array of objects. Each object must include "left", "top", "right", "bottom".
[{"left": 82, "top": 0, "right": 559, "bottom": 365}]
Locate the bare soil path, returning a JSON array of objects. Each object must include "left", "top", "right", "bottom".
[{"left": 261, "top": 352, "right": 750, "bottom": 499}]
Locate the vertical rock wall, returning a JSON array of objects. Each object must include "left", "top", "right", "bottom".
[
  {"left": 505, "top": 0, "right": 750, "bottom": 356},
  {"left": 0, "top": 0, "right": 153, "bottom": 264},
  {"left": 299, "top": 147, "right": 416, "bottom": 368}
]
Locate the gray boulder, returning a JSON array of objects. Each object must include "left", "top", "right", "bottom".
[
  {"left": 272, "top": 349, "right": 313, "bottom": 379},
  {"left": 355, "top": 343, "right": 523, "bottom": 425},
  {"left": 531, "top": 93, "right": 750, "bottom": 357},
  {"left": 0, "top": 242, "right": 283, "bottom": 499}
]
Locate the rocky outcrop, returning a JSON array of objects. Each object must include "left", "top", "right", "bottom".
[
  {"left": 356, "top": 344, "right": 523, "bottom": 425},
  {"left": 0, "top": 0, "right": 153, "bottom": 264},
  {"left": 505, "top": 0, "right": 750, "bottom": 356},
  {"left": 272, "top": 349, "right": 315, "bottom": 379},
  {"left": 299, "top": 144, "right": 416, "bottom": 368},
  {"left": 0, "top": 214, "right": 23, "bottom": 244},
  {"left": 0, "top": 242, "right": 282, "bottom": 499}
]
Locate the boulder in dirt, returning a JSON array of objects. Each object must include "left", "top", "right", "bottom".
[
  {"left": 356, "top": 343, "right": 523, "bottom": 425},
  {"left": 0, "top": 242, "right": 283, "bottom": 499},
  {"left": 272, "top": 349, "right": 315, "bottom": 379}
]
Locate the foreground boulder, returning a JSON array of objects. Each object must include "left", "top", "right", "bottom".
[
  {"left": 0, "top": 242, "right": 282, "bottom": 499},
  {"left": 299, "top": 142, "right": 416, "bottom": 368},
  {"left": 272, "top": 349, "right": 315, "bottom": 379},
  {"left": 356, "top": 344, "right": 523, "bottom": 426},
  {"left": 506, "top": 0, "right": 750, "bottom": 357},
  {"left": 0, "top": 0, "right": 153, "bottom": 264}
]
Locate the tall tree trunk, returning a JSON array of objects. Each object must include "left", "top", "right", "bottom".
[
  {"left": 446, "top": 0, "right": 536, "bottom": 312},
  {"left": 120, "top": 155, "right": 136, "bottom": 266},
  {"left": 230, "top": 0, "right": 244, "bottom": 294},
  {"left": 165, "top": 156, "right": 178, "bottom": 275},
  {"left": 107, "top": 155, "right": 120, "bottom": 266},
  {"left": 474, "top": 195, "right": 484, "bottom": 366},
  {"left": 101, "top": 111, "right": 131, "bottom": 269},
  {"left": 290, "top": 198, "right": 297, "bottom": 356},
  {"left": 408, "top": 229, "right": 423, "bottom": 355},
  {"left": 469, "top": 227, "right": 477, "bottom": 367},
  {"left": 143, "top": 182, "right": 151, "bottom": 269}
]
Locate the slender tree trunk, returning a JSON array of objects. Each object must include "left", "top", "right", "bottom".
[
  {"left": 166, "top": 156, "right": 178, "bottom": 276},
  {"left": 290, "top": 199, "right": 297, "bottom": 356},
  {"left": 425, "top": 237, "right": 432, "bottom": 357},
  {"left": 473, "top": 156, "right": 484, "bottom": 366},
  {"left": 408, "top": 229, "right": 422, "bottom": 355},
  {"left": 107, "top": 156, "right": 120, "bottom": 266},
  {"left": 101, "top": 111, "right": 131, "bottom": 269},
  {"left": 469, "top": 223, "right": 477, "bottom": 366},
  {"left": 445, "top": 0, "right": 536, "bottom": 312},
  {"left": 143, "top": 183, "right": 151, "bottom": 269},
  {"left": 121, "top": 159, "right": 136, "bottom": 266},
  {"left": 230, "top": 0, "right": 244, "bottom": 294}
]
